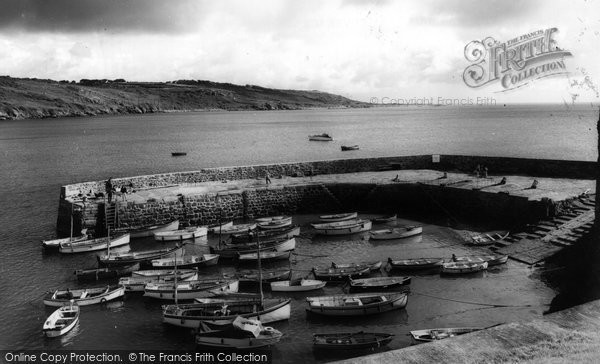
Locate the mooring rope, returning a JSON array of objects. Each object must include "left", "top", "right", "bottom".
[{"left": 411, "top": 290, "right": 549, "bottom": 308}]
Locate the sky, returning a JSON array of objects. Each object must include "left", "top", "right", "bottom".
[{"left": 0, "top": 0, "right": 599, "bottom": 104}]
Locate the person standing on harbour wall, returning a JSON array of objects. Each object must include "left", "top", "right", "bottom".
[
  {"left": 265, "top": 172, "right": 272, "bottom": 185},
  {"left": 105, "top": 177, "right": 113, "bottom": 203}
]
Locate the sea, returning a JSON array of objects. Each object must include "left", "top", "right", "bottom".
[{"left": 0, "top": 104, "right": 597, "bottom": 363}]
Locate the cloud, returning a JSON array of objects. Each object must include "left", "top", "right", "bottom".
[{"left": 0, "top": 0, "right": 204, "bottom": 33}]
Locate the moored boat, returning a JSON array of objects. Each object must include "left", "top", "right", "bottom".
[
  {"left": 313, "top": 331, "right": 394, "bottom": 351},
  {"left": 230, "top": 225, "right": 300, "bottom": 243},
  {"left": 42, "top": 234, "right": 88, "bottom": 250},
  {"left": 312, "top": 265, "right": 370, "bottom": 281},
  {"left": 114, "top": 220, "right": 180, "bottom": 239},
  {"left": 43, "top": 303, "right": 80, "bottom": 337},
  {"left": 151, "top": 254, "right": 219, "bottom": 269},
  {"left": 219, "top": 223, "right": 258, "bottom": 235},
  {"left": 119, "top": 272, "right": 199, "bottom": 292},
  {"left": 162, "top": 298, "right": 291, "bottom": 328},
  {"left": 256, "top": 216, "right": 292, "bottom": 230},
  {"left": 238, "top": 250, "right": 291, "bottom": 263},
  {"left": 341, "top": 145, "right": 359, "bottom": 151},
  {"left": 43, "top": 285, "right": 125, "bottom": 307},
  {"left": 208, "top": 221, "right": 233, "bottom": 233},
  {"left": 331, "top": 261, "right": 383, "bottom": 272},
  {"left": 308, "top": 133, "right": 333, "bottom": 141},
  {"left": 410, "top": 327, "right": 485, "bottom": 342},
  {"left": 349, "top": 276, "right": 411, "bottom": 292},
  {"left": 97, "top": 244, "right": 183, "bottom": 267},
  {"left": 452, "top": 254, "right": 508, "bottom": 266},
  {"left": 171, "top": 152, "right": 187, "bottom": 157},
  {"left": 239, "top": 269, "right": 291, "bottom": 283},
  {"left": 59, "top": 233, "right": 130, "bottom": 254},
  {"left": 319, "top": 212, "right": 357, "bottom": 222},
  {"left": 387, "top": 257, "right": 444, "bottom": 270},
  {"left": 154, "top": 226, "right": 207, "bottom": 242},
  {"left": 270, "top": 279, "right": 326, "bottom": 292},
  {"left": 74, "top": 263, "right": 139, "bottom": 282},
  {"left": 441, "top": 261, "right": 488, "bottom": 274},
  {"left": 372, "top": 214, "right": 397, "bottom": 223},
  {"left": 144, "top": 279, "right": 239, "bottom": 300},
  {"left": 212, "top": 237, "right": 296, "bottom": 259},
  {"left": 312, "top": 219, "right": 372, "bottom": 236},
  {"left": 133, "top": 269, "right": 198, "bottom": 279},
  {"left": 306, "top": 292, "right": 407, "bottom": 316},
  {"left": 369, "top": 226, "right": 423, "bottom": 240},
  {"left": 195, "top": 316, "right": 283, "bottom": 349}
]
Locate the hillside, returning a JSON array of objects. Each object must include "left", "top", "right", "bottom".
[{"left": 0, "top": 77, "right": 368, "bottom": 120}]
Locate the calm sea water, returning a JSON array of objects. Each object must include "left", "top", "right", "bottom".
[{"left": 0, "top": 104, "right": 597, "bottom": 361}]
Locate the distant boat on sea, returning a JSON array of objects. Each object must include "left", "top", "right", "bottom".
[
  {"left": 308, "top": 133, "right": 333, "bottom": 141},
  {"left": 171, "top": 152, "right": 187, "bottom": 157}
]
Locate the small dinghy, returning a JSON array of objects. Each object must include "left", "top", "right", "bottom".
[
  {"left": 410, "top": 327, "right": 485, "bottom": 343},
  {"left": 387, "top": 257, "right": 444, "bottom": 270},
  {"left": 256, "top": 216, "right": 292, "bottom": 230},
  {"left": 270, "top": 278, "right": 326, "bottom": 292},
  {"left": 97, "top": 244, "right": 183, "bottom": 267},
  {"left": 319, "top": 212, "right": 358, "bottom": 222},
  {"left": 331, "top": 261, "right": 383, "bottom": 272},
  {"left": 349, "top": 276, "right": 411, "bottom": 292},
  {"left": 212, "top": 237, "right": 296, "bottom": 259},
  {"left": 306, "top": 292, "right": 408, "bottom": 316},
  {"left": 59, "top": 233, "right": 130, "bottom": 254},
  {"left": 219, "top": 223, "right": 258, "bottom": 235},
  {"left": 313, "top": 331, "right": 394, "bottom": 351},
  {"left": 43, "top": 302, "right": 79, "bottom": 337},
  {"left": 238, "top": 250, "right": 291, "bottom": 263},
  {"left": 452, "top": 254, "right": 508, "bottom": 266},
  {"left": 231, "top": 225, "right": 300, "bottom": 243},
  {"left": 119, "top": 272, "right": 199, "bottom": 292},
  {"left": 133, "top": 269, "right": 198, "bottom": 279},
  {"left": 441, "top": 261, "right": 488, "bottom": 274},
  {"left": 370, "top": 226, "right": 423, "bottom": 240},
  {"left": 44, "top": 286, "right": 125, "bottom": 307},
  {"left": 151, "top": 254, "right": 219, "bottom": 269},
  {"left": 312, "top": 219, "right": 372, "bottom": 236},
  {"left": 341, "top": 145, "right": 359, "bottom": 151},
  {"left": 154, "top": 226, "right": 207, "bottom": 241},
  {"left": 144, "top": 279, "right": 239, "bottom": 300},
  {"left": 74, "top": 263, "right": 139, "bottom": 282},
  {"left": 312, "top": 265, "right": 370, "bottom": 281},
  {"left": 195, "top": 316, "right": 283, "bottom": 349},
  {"left": 239, "top": 269, "right": 291, "bottom": 283},
  {"left": 308, "top": 133, "right": 333, "bottom": 141},
  {"left": 42, "top": 235, "right": 88, "bottom": 250}
]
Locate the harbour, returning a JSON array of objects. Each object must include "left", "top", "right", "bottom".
[{"left": 1, "top": 105, "right": 598, "bottom": 362}]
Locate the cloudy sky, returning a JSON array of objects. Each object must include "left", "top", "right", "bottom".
[{"left": 0, "top": 0, "right": 599, "bottom": 104}]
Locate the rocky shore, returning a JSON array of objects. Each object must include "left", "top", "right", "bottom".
[{"left": 0, "top": 76, "right": 368, "bottom": 120}]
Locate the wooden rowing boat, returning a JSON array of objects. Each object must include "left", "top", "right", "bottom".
[
  {"left": 341, "top": 145, "right": 359, "bottom": 151},
  {"left": 133, "top": 269, "right": 198, "bottom": 279},
  {"left": 154, "top": 226, "right": 207, "bottom": 241},
  {"left": 331, "top": 261, "right": 383, "bottom": 272},
  {"left": 119, "top": 271, "right": 198, "bottom": 292},
  {"left": 369, "top": 226, "right": 423, "bottom": 240},
  {"left": 150, "top": 254, "right": 219, "bottom": 269},
  {"left": 270, "top": 279, "right": 326, "bottom": 292},
  {"left": 113, "top": 220, "right": 180, "bottom": 239},
  {"left": 162, "top": 298, "right": 291, "bottom": 328},
  {"left": 195, "top": 316, "right": 283, "bottom": 349},
  {"left": 97, "top": 244, "right": 183, "bottom": 267},
  {"left": 219, "top": 223, "right": 258, "bottom": 235},
  {"left": 256, "top": 216, "right": 292, "bottom": 230},
  {"left": 43, "top": 286, "right": 125, "bottom": 307},
  {"left": 306, "top": 292, "right": 408, "bottom": 316},
  {"left": 212, "top": 237, "right": 296, "bottom": 259},
  {"left": 238, "top": 250, "right": 291, "bottom": 263},
  {"left": 59, "top": 233, "right": 130, "bottom": 254},
  {"left": 349, "top": 276, "right": 411, "bottom": 292},
  {"left": 238, "top": 269, "right": 291, "bottom": 283},
  {"left": 74, "top": 263, "right": 139, "bottom": 282},
  {"left": 410, "top": 327, "right": 485, "bottom": 342},
  {"left": 312, "top": 219, "right": 372, "bottom": 236},
  {"left": 42, "top": 235, "right": 88, "bottom": 250},
  {"left": 313, "top": 331, "right": 394, "bottom": 350},
  {"left": 144, "top": 279, "right": 239, "bottom": 300},
  {"left": 230, "top": 225, "right": 300, "bottom": 243},
  {"left": 441, "top": 261, "right": 488, "bottom": 274},
  {"left": 43, "top": 303, "right": 80, "bottom": 337},
  {"left": 312, "top": 265, "right": 370, "bottom": 281},
  {"left": 452, "top": 254, "right": 508, "bottom": 266},
  {"left": 319, "top": 212, "right": 357, "bottom": 222},
  {"left": 387, "top": 257, "right": 444, "bottom": 270}
]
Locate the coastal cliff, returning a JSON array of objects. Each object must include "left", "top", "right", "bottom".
[{"left": 0, "top": 76, "right": 368, "bottom": 120}]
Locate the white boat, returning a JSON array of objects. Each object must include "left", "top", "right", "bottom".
[
  {"left": 43, "top": 286, "right": 125, "bottom": 307},
  {"left": 58, "top": 233, "right": 130, "bottom": 254},
  {"left": 238, "top": 250, "right": 291, "bottom": 263},
  {"left": 114, "top": 220, "right": 180, "bottom": 239},
  {"left": 270, "top": 279, "right": 326, "bottom": 292},
  {"left": 219, "top": 223, "right": 258, "bottom": 235},
  {"left": 42, "top": 235, "right": 88, "bottom": 249},
  {"left": 312, "top": 219, "right": 372, "bottom": 235},
  {"left": 154, "top": 226, "right": 207, "bottom": 241},
  {"left": 319, "top": 212, "right": 357, "bottom": 222},
  {"left": 410, "top": 327, "right": 485, "bottom": 342},
  {"left": 308, "top": 133, "right": 333, "bottom": 141},
  {"left": 452, "top": 254, "right": 508, "bottom": 266},
  {"left": 151, "top": 254, "right": 219, "bottom": 269},
  {"left": 306, "top": 292, "right": 408, "bottom": 316},
  {"left": 212, "top": 237, "right": 296, "bottom": 259},
  {"left": 144, "top": 279, "right": 239, "bottom": 300},
  {"left": 97, "top": 244, "right": 182, "bottom": 266},
  {"left": 162, "top": 298, "right": 291, "bottom": 328},
  {"left": 387, "top": 257, "right": 444, "bottom": 270},
  {"left": 133, "top": 269, "right": 198, "bottom": 279},
  {"left": 43, "top": 303, "right": 80, "bottom": 337},
  {"left": 208, "top": 221, "right": 233, "bottom": 233},
  {"left": 256, "top": 216, "right": 292, "bottom": 230},
  {"left": 195, "top": 316, "right": 283, "bottom": 349},
  {"left": 369, "top": 226, "right": 423, "bottom": 240},
  {"left": 119, "top": 272, "right": 198, "bottom": 292},
  {"left": 441, "top": 261, "right": 488, "bottom": 274}
]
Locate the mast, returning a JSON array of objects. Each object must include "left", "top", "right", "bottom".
[
  {"left": 69, "top": 203, "right": 73, "bottom": 241},
  {"left": 257, "top": 233, "right": 264, "bottom": 308},
  {"left": 174, "top": 246, "right": 179, "bottom": 305}
]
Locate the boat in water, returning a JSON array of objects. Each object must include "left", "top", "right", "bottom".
[
  {"left": 113, "top": 220, "right": 180, "bottom": 239},
  {"left": 371, "top": 214, "right": 397, "bottom": 223},
  {"left": 256, "top": 216, "right": 292, "bottom": 230},
  {"left": 311, "top": 219, "right": 372, "bottom": 236},
  {"left": 119, "top": 271, "right": 199, "bottom": 292},
  {"left": 195, "top": 316, "right": 283, "bottom": 349},
  {"left": 306, "top": 292, "right": 408, "bottom": 316},
  {"left": 452, "top": 254, "right": 508, "bottom": 266},
  {"left": 218, "top": 223, "right": 258, "bottom": 235},
  {"left": 43, "top": 302, "right": 80, "bottom": 337},
  {"left": 74, "top": 263, "right": 139, "bottom": 282},
  {"left": 208, "top": 221, "right": 233, "bottom": 234},
  {"left": 43, "top": 286, "right": 125, "bottom": 307},
  {"left": 144, "top": 279, "right": 239, "bottom": 300},
  {"left": 59, "top": 233, "right": 130, "bottom": 254},
  {"left": 308, "top": 133, "right": 333, "bottom": 141},
  {"left": 212, "top": 237, "right": 296, "bottom": 259},
  {"left": 369, "top": 226, "right": 423, "bottom": 240},
  {"left": 151, "top": 254, "right": 219, "bottom": 269},
  {"left": 341, "top": 145, "right": 359, "bottom": 151},
  {"left": 387, "top": 257, "right": 444, "bottom": 270},
  {"left": 313, "top": 331, "right": 394, "bottom": 351},
  {"left": 154, "top": 226, "right": 208, "bottom": 241},
  {"left": 312, "top": 265, "right": 371, "bottom": 281},
  {"left": 97, "top": 244, "right": 183, "bottom": 267},
  {"left": 238, "top": 250, "right": 291, "bottom": 263},
  {"left": 349, "top": 276, "right": 411, "bottom": 292},
  {"left": 238, "top": 269, "right": 291, "bottom": 283},
  {"left": 270, "top": 279, "right": 326, "bottom": 292},
  {"left": 230, "top": 225, "right": 300, "bottom": 243},
  {"left": 42, "top": 234, "right": 88, "bottom": 250},
  {"left": 441, "top": 261, "right": 488, "bottom": 274}
]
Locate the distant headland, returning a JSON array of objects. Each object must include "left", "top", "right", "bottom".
[{"left": 0, "top": 76, "right": 369, "bottom": 120}]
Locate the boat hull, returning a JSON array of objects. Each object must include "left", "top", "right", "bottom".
[
  {"left": 75, "top": 263, "right": 139, "bottom": 282},
  {"left": 144, "top": 280, "right": 239, "bottom": 300},
  {"left": 151, "top": 254, "right": 219, "bottom": 269},
  {"left": 270, "top": 279, "right": 326, "bottom": 292},
  {"left": 42, "top": 235, "right": 87, "bottom": 249},
  {"left": 306, "top": 293, "right": 407, "bottom": 316},
  {"left": 59, "top": 234, "right": 130, "bottom": 254},
  {"left": 208, "top": 221, "right": 234, "bottom": 233},
  {"left": 441, "top": 261, "right": 488, "bottom": 274},
  {"left": 43, "top": 286, "right": 125, "bottom": 307},
  {"left": 349, "top": 277, "right": 411, "bottom": 292},
  {"left": 370, "top": 226, "right": 423, "bottom": 240},
  {"left": 119, "top": 220, "right": 180, "bottom": 239},
  {"left": 119, "top": 272, "right": 199, "bottom": 292},
  {"left": 313, "top": 220, "right": 372, "bottom": 236},
  {"left": 43, "top": 306, "right": 80, "bottom": 338},
  {"left": 195, "top": 331, "right": 282, "bottom": 349},
  {"left": 97, "top": 245, "right": 183, "bottom": 267},
  {"left": 154, "top": 226, "right": 208, "bottom": 241},
  {"left": 319, "top": 212, "right": 357, "bottom": 222},
  {"left": 313, "top": 332, "right": 394, "bottom": 350},
  {"left": 387, "top": 258, "right": 444, "bottom": 270}
]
